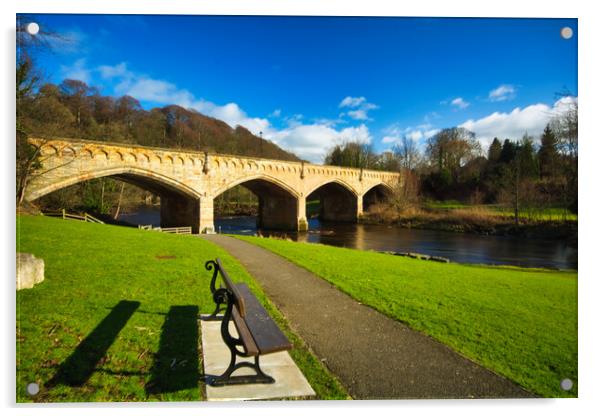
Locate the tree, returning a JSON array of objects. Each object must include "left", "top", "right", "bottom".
[
  {"left": 494, "top": 136, "right": 539, "bottom": 225},
  {"left": 425, "top": 127, "right": 481, "bottom": 180},
  {"left": 59, "top": 79, "right": 95, "bottom": 129},
  {"left": 550, "top": 97, "right": 578, "bottom": 212},
  {"left": 423, "top": 168, "right": 453, "bottom": 199},
  {"left": 393, "top": 135, "right": 421, "bottom": 171},
  {"left": 552, "top": 98, "right": 578, "bottom": 159},
  {"left": 499, "top": 139, "right": 517, "bottom": 164},
  {"left": 324, "top": 141, "right": 377, "bottom": 169},
  {"left": 487, "top": 137, "right": 502, "bottom": 162},
  {"left": 496, "top": 156, "right": 521, "bottom": 225},
  {"left": 132, "top": 109, "right": 167, "bottom": 147},
  {"left": 16, "top": 17, "right": 42, "bottom": 205},
  {"left": 26, "top": 94, "right": 76, "bottom": 136},
  {"left": 538, "top": 124, "right": 559, "bottom": 178},
  {"left": 517, "top": 134, "right": 538, "bottom": 179},
  {"left": 115, "top": 95, "right": 142, "bottom": 141},
  {"left": 376, "top": 151, "right": 401, "bottom": 172},
  {"left": 91, "top": 94, "right": 115, "bottom": 125}
]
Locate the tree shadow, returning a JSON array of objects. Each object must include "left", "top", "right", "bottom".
[
  {"left": 47, "top": 300, "right": 141, "bottom": 387},
  {"left": 145, "top": 305, "right": 200, "bottom": 395}
]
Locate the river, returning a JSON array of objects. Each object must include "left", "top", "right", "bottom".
[{"left": 118, "top": 206, "right": 577, "bottom": 270}]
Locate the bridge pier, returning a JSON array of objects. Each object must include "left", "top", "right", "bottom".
[
  {"left": 199, "top": 196, "right": 215, "bottom": 233},
  {"left": 297, "top": 197, "right": 308, "bottom": 232},
  {"left": 356, "top": 194, "right": 364, "bottom": 220},
  {"left": 203, "top": 193, "right": 307, "bottom": 234},
  {"left": 160, "top": 194, "right": 201, "bottom": 234}
]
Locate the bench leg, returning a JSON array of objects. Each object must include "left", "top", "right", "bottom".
[{"left": 208, "top": 353, "right": 275, "bottom": 386}]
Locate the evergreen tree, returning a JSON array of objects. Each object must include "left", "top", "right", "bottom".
[
  {"left": 499, "top": 139, "right": 517, "bottom": 164},
  {"left": 538, "top": 124, "right": 559, "bottom": 178},
  {"left": 487, "top": 137, "right": 502, "bottom": 162},
  {"left": 517, "top": 134, "right": 538, "bottom": 179}
]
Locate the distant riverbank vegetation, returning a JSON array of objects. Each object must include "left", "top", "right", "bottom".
[
  {"left": 325, "top": 102, "right": 577, "bottom": 239},
  {"left": 361, "top": 201, "right": 576, "bottom": 240}
]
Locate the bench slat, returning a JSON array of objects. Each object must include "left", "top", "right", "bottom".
[
  {"left": 232, "top": 306, "right": 260, "bottom": 356},
  {"left": 216, "top": 258, "right": 246, "bottom": 316},
  {"left": 235, "top": 284, "right": 292, "bottom": 355}
]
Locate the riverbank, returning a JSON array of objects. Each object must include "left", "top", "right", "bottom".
[
  {"left": 235, "top": 235, "right": 578, "bottom": 398},
  {"left": 361, "top": 203, "right": 577, "bottom": 242},
  {"left": 16, "top": 215, "right": 348, "bottom": 402}
]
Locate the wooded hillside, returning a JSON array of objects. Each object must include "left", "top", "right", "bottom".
[{"left": 19, "top": 79, "right": 301, "bottom": 161}]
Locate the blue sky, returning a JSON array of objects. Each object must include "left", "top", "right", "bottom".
[{"left": 23, "top": 14, "right": 577, "bottom": 163}]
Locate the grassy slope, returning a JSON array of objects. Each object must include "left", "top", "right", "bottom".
[
  {"left": 236, "top": 236, "right": 578, "bottom": 398},
  {"left": 16, "top": 215, "right": 348, "bottom": 402},
  {"left": 425, "top": 200, "right": 577, "bottom": 221}
]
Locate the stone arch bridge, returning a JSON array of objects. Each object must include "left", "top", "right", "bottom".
[{"left": 25, "top": 138, "right": 401, "bottom": 234}]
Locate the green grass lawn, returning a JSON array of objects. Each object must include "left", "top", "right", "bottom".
[
  {"left": 424, "top": 199, "right": 470, "bottom": 210},
  {"left": 235, "top": 235, "right": 578, "bottom": 398},
  {"left": 492, "top": 206, "right": 578, "bottom": 222},
  {"left": 425, "top": 200, "right": 577, "bottom": 222},
  {"left": 16, "top": 215, "right": 348, "bottom": 402}
]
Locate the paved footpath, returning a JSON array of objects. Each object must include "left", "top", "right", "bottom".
[{"left": 202, "top": 235, "right": 533, "bottom": 400}]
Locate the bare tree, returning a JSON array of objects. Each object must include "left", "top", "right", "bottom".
[
  {"left": 393, "top": 135, "right": 421, "bottom": 171},
  {"left": 16, "top": 16, "right": 67, "bottom": 206},
  {"left": 550, "top": 97, "right": 578, "bottom": 211}
]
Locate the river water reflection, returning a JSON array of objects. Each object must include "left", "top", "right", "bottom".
[{"left": 119, "top": 206, "right": 577, "bottom": 270}]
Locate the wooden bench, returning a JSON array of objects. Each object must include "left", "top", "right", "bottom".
[{"left": 202, "top": 258, "right": 292, "bottom": 386}]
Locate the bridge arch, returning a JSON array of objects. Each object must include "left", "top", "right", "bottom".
[
  {"left": 362, "top": 182, "right": 395, "bottom": 213},
  {"left": 26, "top": 166, "right": 202, "bottom": 201},
  {"left": 306, "top": 179, "right": 360, "bottom": 223},
  {"left": 212, "top": 174, "right": 301, "bottom": 199},
  {"left": 306, "top": 178, "right": 358, "bottom": 198},
  {"left": 26, "top": 166, "right": 203, "bottom": 233},
  {"left": 212, "top": 174, "right": 301, "bottom": 231}
]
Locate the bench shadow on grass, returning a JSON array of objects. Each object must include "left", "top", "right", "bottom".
[
  {"left": 145, "top": 305, "right": 200, "bottom": 395},
  {"left": 47, "top": 300, "right": 141, "bottom": 387}
]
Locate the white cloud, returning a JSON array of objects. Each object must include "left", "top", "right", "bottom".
[
  {"left": 269, "top": 124, "right": 372, "bottom": 164},
  {"left": 424, "top": 111, "right": 441, "bottom": 123},
  {"left": 489, "top": 84, "right": 516, "bottom": 102},
  {"left": 312, "top": 117, "right": 346, "bottom": 127},
  {"left": 339, "top": 96, "right": 367, "bottom": 108},
  {"left": 380, "top": 123, "right": 440, "bottom": 146},
  {"left": 45, "top": 29, "right": 87, "bottom": 54},
  {"left": 381, "top": 136, "right": 398, "bottom": 144},
  {"left": 339, "top": 96, "right": 378, "bottom": 121},
  {"left": 95, "top": 62, "right": 378, "bottom": 163},
  {"left": 284, "top": 113, "right": 304, "bottom": 128},
  {"left": 97, "top": 62, "right": 272, "bottom": 136},
  {"left": 339, "top": 124, "right": 372, "bottom": 144},
  {"left": 347, "top": 109, "right": 369, "bottom": 120},
  {"left": 99, "top": 62, "right": 131, "bottom": 79},
  {"left": 206, "top": 102, "right": 271, "bottom": 136},
  {"left": 60, "top": 58, "right": 91, "bottom": 83},
  {"left": 120, "top": 78, "right": 196, "bottom": 106},
  {"left": 459, "top": 96, "right": 577, "bottom": 148},
  {"left": 451, "top": 97, "right": 470, "bottom": 109}
]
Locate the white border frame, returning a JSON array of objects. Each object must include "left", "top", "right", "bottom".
[{"left": 3, "top": 1, "right": 600, "bottom": 416}]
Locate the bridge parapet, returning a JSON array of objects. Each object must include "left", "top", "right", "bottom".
[{"left": 26, "top": 137, "right": 402, "bottom": 233}]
